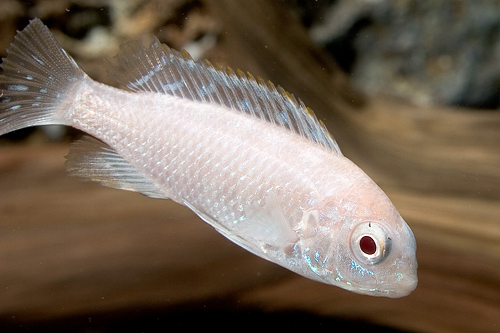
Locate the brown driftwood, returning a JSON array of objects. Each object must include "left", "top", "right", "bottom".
[{"left": 0, "top": 1, "right": 499, "bottom": 332}]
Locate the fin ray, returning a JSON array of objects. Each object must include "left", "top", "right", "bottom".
[
  {"left": 181, "top": 199, "right": 265, "bottom": 258},
  {"left": 240, "top": 192, "right": 299, "bottom": 249},
  {"left": 65, "top": 135, "right": 167, "bottom": 199},
  {"left": 107, "top": 38, "right": 342, "bottom": 154},
  {"left": 0, "top": 18, "right": 85, "bottom": 135}
]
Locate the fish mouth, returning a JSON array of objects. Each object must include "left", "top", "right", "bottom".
[
  {"left": 325, "top": 258, "right": 418, "bottom": 298},
  {"left": 381, "top": 272, "right": 418, "bottom": 298},
  {"left": 368, "top": 285, "right": 417, "bottom": 298},
  {"left": 344, "top": 273, "right": 418, "bottom": 298}
]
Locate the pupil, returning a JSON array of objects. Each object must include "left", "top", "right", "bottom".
[{"left": 360, "top": 236, "right": 376, "bottom": 255}]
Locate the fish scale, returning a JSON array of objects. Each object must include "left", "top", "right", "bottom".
[
  {"left": 0, "top": 18, "right": 418, "bottom": 297},
  {"left": 72, "top": 82, "right": 312, "bottom": 223}
]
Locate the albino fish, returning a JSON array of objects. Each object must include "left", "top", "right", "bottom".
[{"left": 0, "top": 19, "right": 417, "bottom": 297}]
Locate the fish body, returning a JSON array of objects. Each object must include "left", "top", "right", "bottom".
[{"left": 0, "top": 19, "right": 417, "bottom": 297}]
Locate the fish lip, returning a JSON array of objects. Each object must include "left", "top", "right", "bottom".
[
  {"left": 352, "top": 275, "right": 418, "bottom": 298},
  {"left": 328, "top": 278, "right": 417, "bottom": 297},
  {"left": 386, "top": 281, "right": 418, "bottom": 298}
]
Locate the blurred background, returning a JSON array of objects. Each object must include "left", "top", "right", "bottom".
[{"left": 0, "top": 0, "right": 499, "bottom": 332}]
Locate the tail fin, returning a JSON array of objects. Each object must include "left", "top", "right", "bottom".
[{"left": 0, "top": 18, "right": 85, "bottom": 136}]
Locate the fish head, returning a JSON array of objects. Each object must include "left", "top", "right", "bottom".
[
  {"left": 298, "top": 180, "right": 418, "bottom": 297},
  {"left": 331, "top": 214, "right": 418, "bottom": 298}
]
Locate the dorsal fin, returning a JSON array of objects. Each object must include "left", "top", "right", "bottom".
[{"left": 107, "top": 38, "right": 342, "bottom": 154}]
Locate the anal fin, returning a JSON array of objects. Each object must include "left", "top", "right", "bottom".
[{"left": 65, "top": 135, "right": 167, "bottom": 199}]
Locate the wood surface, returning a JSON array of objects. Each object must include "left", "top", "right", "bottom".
[{"left": 0, "top": 1, "right": 499, "bottom": 332}]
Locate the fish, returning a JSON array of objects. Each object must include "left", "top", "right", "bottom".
[{"left": 0, "top": 18, "right": 417, "bottom": 297}]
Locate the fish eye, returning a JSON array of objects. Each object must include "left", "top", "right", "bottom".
[
  {"left": 359, "top": 235, "right": 377, "bottom": 255},
  {"left": 350, "top": 222, "right": 391, "bottom": 265}
]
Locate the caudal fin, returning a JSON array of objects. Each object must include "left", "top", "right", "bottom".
[{"left": 0, "top": 18, "right": 85, "bottom": 136}]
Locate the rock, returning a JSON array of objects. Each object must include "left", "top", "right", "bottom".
[{"left": 297, "top": 0, "right": 500, "bottom": 109}]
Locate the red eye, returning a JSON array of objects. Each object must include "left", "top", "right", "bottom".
[{"left": 360, "top": 236, "right": 376, "bottom": 255}]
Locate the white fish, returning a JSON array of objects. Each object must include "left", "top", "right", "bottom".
[{"left": 0, "top": 19, "right": 417, "bottom": 297}]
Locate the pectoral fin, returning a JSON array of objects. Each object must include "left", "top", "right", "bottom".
[
  {"left": 239, "top": 192, "right": 299, "bottom": 249},
  {"left": 181, "top": 199, "right": 264, "bottom": 258}
]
